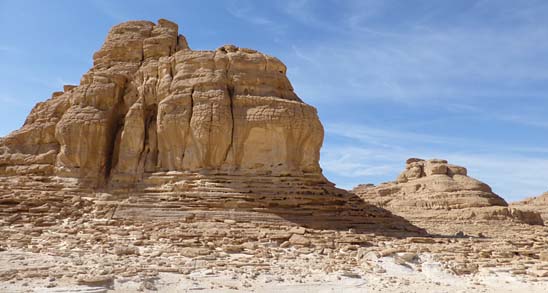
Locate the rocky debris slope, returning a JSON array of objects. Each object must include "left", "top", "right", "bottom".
[
  {"left": 512, "top": 192, "right": 548, "bottom": 224},
  {"left": 352, "top": 158, "right": 544, "bottom": 226},
  {"left": 1, "top": 204, "right": 548, "bottom": 291}
]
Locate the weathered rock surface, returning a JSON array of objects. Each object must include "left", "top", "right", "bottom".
[
  {"left": 512, "top": 192, "right": 548, "bottom": 224},
  {"left": 352, "top": 158, "right": 544, "bottom": 226},
  {"left": 0, "top": 19, "right": 321, "bottom": 186}
]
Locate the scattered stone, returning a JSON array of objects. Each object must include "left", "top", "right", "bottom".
[
  {"left": 77, "top": 275, "right": 114, "bottom": 286},
  {"left": 340, "top": 271, "right": 361, "bottom": 278},
  {"left": 180, "top": 248, "right": 211, "bottom": 258},
  {"left": 540, "top": 252, "right": 548, "bottom": 262},
  {"left": 399, "top": 253, "right": 418, "bottom": 263},
  {"left": 288, "top": 234, "right": 311, "bottom": 247},
  {"left": 114, "top": 246, "right": 139, "bottom": 256}
]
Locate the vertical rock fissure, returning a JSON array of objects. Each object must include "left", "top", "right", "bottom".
[
  {"left": 181, "top": 86, "right": 194, "bottom": 164},
  {"left": 104, "top": 105, "right": 124, "bottom": 183},
  {"left": 141, "top": 106, "right": 157, "bottom": 174},
  {"left": 103, "top": 76, "right": 130, "bottom": 185},
  {"left": 223, "top": 56, "right": 235, "bottom": 165},
  {"left": 136, "top": 105, "right": 150, "bottom": 174},
  {"left": 224, "top": 84, "right": 235, "bottom": 164}
]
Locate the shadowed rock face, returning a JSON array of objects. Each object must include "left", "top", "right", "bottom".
[
  {"left": 352, "top": 158, "right": 544, "bottom": 226},
  {"left": 0, "top": 19, "right": 322, "bottom": 187},
  {"left": 0, "top": 19, "right": 425, "bottom": 236}
]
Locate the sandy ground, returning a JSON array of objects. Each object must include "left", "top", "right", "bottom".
[{"left": 1, "top": 249, "right": 547, "bottom": 293}]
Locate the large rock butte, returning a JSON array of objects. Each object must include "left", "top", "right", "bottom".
[
  {"left": 352, "top": 158, "right": 544, "bottom": 227},
  {"left": 0, "top": 19, "right": 321, "bottom": 184},
  {"left": 0, "top": 19, "right": 423, "bottom": 235}
]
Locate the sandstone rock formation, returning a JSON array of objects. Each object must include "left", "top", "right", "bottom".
[
  {"left": 352, "top": 158, "right": 544, "bottom": 227},
  {"left": 0, "top": 19, "right": 321, "bottom": 186},
  {"left": 512, "top": 192, "right": 548, "bottom": 224},
  {"left": 0, "top": 19, "right": 423, "bottom": 236}
]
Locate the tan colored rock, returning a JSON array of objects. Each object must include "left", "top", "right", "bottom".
[
  {"left": 539, "top": 252, "right": 548, "bottom": 262},
  {"left": 0, "top": 19, "right": 321, "bottom": 186},
  {"left": 289, "top": 234, "right": 311, "bottom": 247},
  {"left": 354, "top": 158, "right": 506, "bottom": 209},
  {"left": 352, "top": 158, "right": 543, "bottom": 226}
]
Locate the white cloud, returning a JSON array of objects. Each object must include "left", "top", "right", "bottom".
[
  {"left": 226, "top": 0, "right": 287, "bottom": 34},
  {"left": 277, "top": 1, "right": 548, "bottom": 106},
  {"left": 0, "top": 95, "right": 32, "bottom": 107},
  {"left": 90, "top": 0, "right": 127, "bottom": 22}
]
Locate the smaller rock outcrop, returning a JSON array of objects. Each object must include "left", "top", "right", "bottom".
[
  {"left": 352, "top": 158, "right": 544, "bottom": 228},
  {"left": 512, "top": 192, "right": 548, "bottom": 224}
]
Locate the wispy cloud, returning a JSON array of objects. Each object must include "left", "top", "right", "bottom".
[
  {"left": 0, "top": 46, "right": 14, "bottom": 52},
  {"left": 0, "top": 96, "right": 24, "bottom": 105},
  {"left": 278, "top": 1, "right": 548, "bottom": 106},
  {"left": 90, "top": 0, "right": 127, "bottom": 22},
  {"left": 226, "top": 0, "right": 287, "bottom": 34},
  {"left": 326, "top": 122, "right": 548, "bottom": 155},
  {"left": 227, "top": 3, "right": 272, "bottom": 25},
  {"left": 498, "top": 114, "right": 548, "bottom": 129},
  {"left": 288, "top": 27, "right": 548, "bottom": 104}
]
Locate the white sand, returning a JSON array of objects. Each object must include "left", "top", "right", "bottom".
[{"left": 2, "top": 250, "right": 547, "bottom": 292}]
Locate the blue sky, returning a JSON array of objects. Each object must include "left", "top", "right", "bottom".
[{"left": 1, "top": 0, "right": 547, "bottom": 201}]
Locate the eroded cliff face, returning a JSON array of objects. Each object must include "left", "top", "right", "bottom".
[{"left": 0, "top": 19, "right": 323, "bottom": 187}]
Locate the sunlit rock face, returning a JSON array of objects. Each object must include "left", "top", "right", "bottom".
[{"left": 0, "top": 19, "right": 323, "bottom": 187}]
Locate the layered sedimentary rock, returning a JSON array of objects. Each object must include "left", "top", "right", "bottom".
[
  {"left": 0, "top": 19, "right": 424, "bottom": 236},
  {"left": 352, "top": 158, "right": 544, "bottom": 226},
  {"left": 512, "top": 192, "right": 548, "bottom": 224}
]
